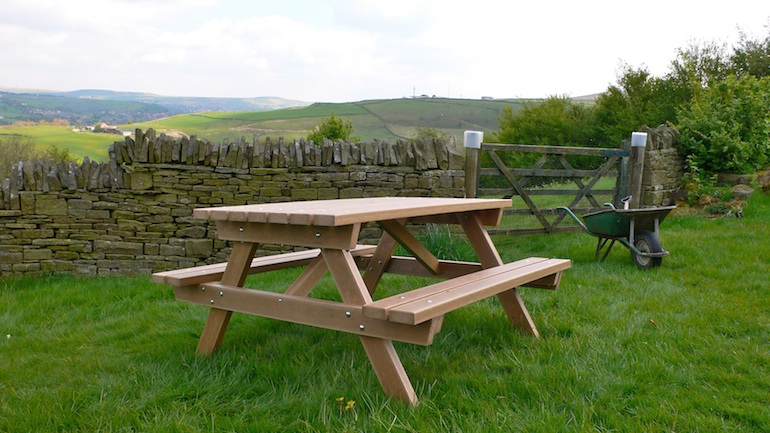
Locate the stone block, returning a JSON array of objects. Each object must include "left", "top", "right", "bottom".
[
  {"left": 144, "top": 243, "right": 160, "bottom": 255},
  {"left": 643, "top": 190, "right": 663, "bottom": 206},
  {"left": 175, "top": 226, "right": 207, "bottom": 238},
  {"left": 53, "top": 251, "right": 80, "bottom": 260},
  {"left": 339, "top": 188, "right": 364, "bottom": 199},
  {"left": 14, "top": 229, "right": 54, "bottom": 240},
  {"left": 41, "top": 260, "right": 73, "bottom": 272},
  {"left": 185, "top": 239, "right": 213, "bottom": 258},
  {"left": 73, "top": 263, "right": 97, "bottom": 276},
  {"left": 36, "top": 197, "right": 68, "bottom": 216},
  {"left": 118, "top": 220, "right": 146, "bottom": 232},
  {"left": 291, "top": 188, "right": 318, "bottom": 201},
  {"left": 317, "top": 188, "right": 339, "bottom": 200},
  {"left": 86, "top": 210, "right": 112, "bottom": 219},
  {"left": 68, "top": 199, "right": 93, "bottom": 210},
  {"left": 260, "top": 187, "right": 283, "bottom": 197},
  {"left": 93, "top": 201, "right": 120, "bottom": 210},
  {"left": 160, "top": 244, "right": 185, "bottom": 256},
  {"left": 24, "top": 248, "right": 52, "bottom": 261},
  {"left": 93, "top": 240, "right": 144, "bottom": 255},
  {"left": 129, "top": 171, "right": 153, "bottom": 190},
  {"left": 13, "top": 263, "right": 41, "bottom": 272},
  {"left": 0, "top": 251, "right": 23, "bottom": 264},
  {"left": 20, "top": 193, "right": 36, "bottom": 214}
]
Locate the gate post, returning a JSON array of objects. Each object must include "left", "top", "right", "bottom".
[
  {"left": 628, "top": 132, "right": 647, "bottom": 208},
  {"left": 464, "top": 131, "right": 483, "bottom": 198},
  {"left": 616, "top": 140, "right": 631, "bottom": 206}
]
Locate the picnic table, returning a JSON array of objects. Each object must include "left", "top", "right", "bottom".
[{"left": 153, "top": 197, "right": 570, "bottom": 405}]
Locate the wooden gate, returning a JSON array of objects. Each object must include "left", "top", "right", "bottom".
[{"left": 465, "top": 142, "right": 631, "bottom": 235}]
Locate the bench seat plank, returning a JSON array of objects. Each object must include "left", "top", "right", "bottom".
[
  {"left": 362, "top": 257, "right": 571, "bottom": 325},
  {"left": 153, "top": 244, "right": 376, "bottom": 287}
]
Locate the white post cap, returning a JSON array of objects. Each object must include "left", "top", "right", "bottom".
[
  {"left": 631, "top": 132, "right": 648, "bottom": 148},
  {"left": 464, "top": 130, "right": 483, "bottom": 149}
]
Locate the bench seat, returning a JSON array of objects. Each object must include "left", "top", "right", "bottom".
[
  {"left": 152, "top": 244, "right": 377, "bottom": 287},
  {"left": 362, "top": 257, "right": 571, "bottom": 325}
]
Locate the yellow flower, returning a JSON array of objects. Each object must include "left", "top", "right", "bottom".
[{"left": 345, "top": 400, "right": 355, "bottom": 411}]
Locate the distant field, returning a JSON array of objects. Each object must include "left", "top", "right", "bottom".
[
  {"left": 127, "top": 98, "right": 527, "bottom": 143},
  {"left": 2, "top": 97, "right": 530, "bottom": 162},
  {"left": 0, "top": 125, "right": 117, "bottom": 162}
]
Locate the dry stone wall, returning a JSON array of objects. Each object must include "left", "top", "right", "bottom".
[
  {"left": 0, "top": 129, "right": 465, "bottom": 277},
  {"left": 638, "top": 124, "right": 685, "bottom": 206}
]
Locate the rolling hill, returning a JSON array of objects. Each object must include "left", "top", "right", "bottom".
[
  {"left": 58, "top": 89, "right": 308, "bottom": 115},
  {"left": 0, "top": 88, "right": 308, "bottom": 126},
  {"left": 1, "top": 90, "right": 538, "bottom": 162},
  {"left": 126, "top": 97, "right": 531, "bottom": 143}
]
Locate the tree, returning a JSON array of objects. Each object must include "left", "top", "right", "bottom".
[
  {"left": 495, "top": 95, "right": 595, "bottom": 171},
  {"left": 497, "top": 95, "right": 592, "bottom": 147},
  {"left": 669, "top": 40, "right": 732, "bottom": 89},
  {"left": 307, "top": 113, "right": 358, "bottom": 143},
  {"left": 731, "top": 25, "right": 770, "bottom": 78},
  {"left": 0, "top": 136, "right": 75, "bottom": 181},
  {"left": 590, "top": 64, "right": 693, "bottom": 147},
  {"left": 676, "top": 74, "right": 770, "bottom": 174},
  {"left": 0, "top": 135, "right": 36, "bottom": 180},
  {"left": 409, "top": 127, "right": 448, "bottom": 143}
]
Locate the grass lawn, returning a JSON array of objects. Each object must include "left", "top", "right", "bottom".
[{"left": 2, "top": 193, "right": 769, "bottom": 432}]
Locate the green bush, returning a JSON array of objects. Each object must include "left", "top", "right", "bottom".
[
  {"left": 676, "top": 74, "right": 770, "bottom": 174},
  {"left": 307, "top": 113, "right": 358, "bottom": 143}
]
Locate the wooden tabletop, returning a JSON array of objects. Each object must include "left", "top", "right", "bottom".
[{"left": 193, "top": 197, "right": 512, "bottom": 226}]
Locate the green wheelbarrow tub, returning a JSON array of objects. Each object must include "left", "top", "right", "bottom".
[
  {"left": 581, "top": 206, "right": 676, "bottom": 238},
  {"left": 558, "top": 205, "right": 677, "bottom": 269}
]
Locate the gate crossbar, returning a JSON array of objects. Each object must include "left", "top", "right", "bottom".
[{"left": 475, "top": 143, "right": 630, "bottom": 235}]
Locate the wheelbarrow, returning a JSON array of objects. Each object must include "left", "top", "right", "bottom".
[{"left": 557, "top": 199, "right": 676, "bottom": 269}]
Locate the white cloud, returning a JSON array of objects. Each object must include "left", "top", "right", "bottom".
[{"left": 1, "top": 0, "right": 769, "bottom": 101}]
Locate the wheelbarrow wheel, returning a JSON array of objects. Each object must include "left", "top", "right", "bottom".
[{"left": 632, "top": 230, "right": 663, "bottom": 269}]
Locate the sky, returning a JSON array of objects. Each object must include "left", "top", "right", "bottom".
[{"left": 2, "top": 0, "right": 770, "bottom": 103}]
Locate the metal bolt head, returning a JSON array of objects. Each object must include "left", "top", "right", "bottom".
[
  {"left": 345, "top": 311, "right": 351, "bottom": 318},
  {"left": 359, "top": 324, "right": 365, "bottom": 331}
]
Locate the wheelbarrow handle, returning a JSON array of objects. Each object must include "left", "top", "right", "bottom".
[{"left": 557, "top": 206, "right": 589, "bottom": 233}]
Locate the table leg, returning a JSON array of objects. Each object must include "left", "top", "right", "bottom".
[
  {"left": 284, "top": 254, "right": 328, "bottom": 297},
  {"left": 362, "top": 230, "right": 398, "bottom": 293},
  {"left": 496, "top": 289, "right": 540, "bottom": 338},
  {"left": 197, "top": 242, "right": 258, "bottom": 354},
  {"left": 359, "top": 336, "right": 419, "bottom": 405},
  {"left": 323, "top": 248, "right": 418, "bottom": 405},
  {"left": 458, "top": 212, "right": 540, "bottom": 337}
]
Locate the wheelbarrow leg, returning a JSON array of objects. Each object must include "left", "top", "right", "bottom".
[{"left": 595, "top": 237, "right": 616, "bottom": 261}]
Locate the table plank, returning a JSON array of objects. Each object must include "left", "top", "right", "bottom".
[
  {"left": 216, "top": 220, "right": 361, "bottom": 249},
  {"left": 193, "top": 197, "right": 511, "bottom": 227}
]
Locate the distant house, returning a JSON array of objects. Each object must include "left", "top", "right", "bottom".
[
  {"left": 481, "top": 96, "right": 494, "bottom": 100},
  {"left": 91, "top": 122, "right": 125, "bottom": 135}
]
